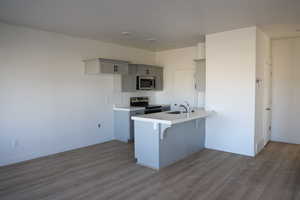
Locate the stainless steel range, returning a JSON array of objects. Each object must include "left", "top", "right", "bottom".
[{"left": 130, "top": 97, "right": 170, "bottom": 114}]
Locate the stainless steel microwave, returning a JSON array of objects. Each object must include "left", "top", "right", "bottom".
[{"left": 137, "top": 76, "right": 156, "bottom": 90}]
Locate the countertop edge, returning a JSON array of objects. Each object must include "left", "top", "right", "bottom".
[
  {"left": 131, "top": 116, "right": 172, "bottom": 125},
  {"left": 113, "top": 107, "right": 145, "bottom": 112},
  {"left": 131, "top": 111, "right": 214, "bottom": 125}
]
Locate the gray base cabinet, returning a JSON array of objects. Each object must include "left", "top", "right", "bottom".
[
  {"left": 114, "top": 109, "right": 144, "bottom": 142},
  {"left": 114, "top": 106, "right": 170, "bottom": 143},
  {"left": 134, "top": 119, "right": 206, "bottom": 169}
]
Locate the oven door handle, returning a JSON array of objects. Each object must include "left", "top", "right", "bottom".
[{"left": 145, "top": 108, "right": 163, "bottom": 114}]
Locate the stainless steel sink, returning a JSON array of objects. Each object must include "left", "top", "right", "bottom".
[
  {"left": 167, "top": 111, "right": 181, "bottom": 114},
  {"left": 167, "top": 110, "right": 193, "bottom": 114},
  {"left": 167, "top": 111, "right": 188, "bottom": 114}
]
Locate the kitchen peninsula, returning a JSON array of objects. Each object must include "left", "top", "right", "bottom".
[{"left": 132, "top": 109, "right": 213, "bottom": 169}]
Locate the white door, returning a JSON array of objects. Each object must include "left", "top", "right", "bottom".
[
  {"left": 263, "top": 61, "right": 272, "bottom": 145},
  {"left": 173, "top": 69, "right": 197, "bottom": 107}
]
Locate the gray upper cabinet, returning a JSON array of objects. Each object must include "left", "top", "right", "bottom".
[
  {"left": 84, "top": 58, "right": 129, "bottom": 75},
  {"left": 136, "top": 64, "right": 163, "bottom": 91},
  {"left": 84, "top": 59, "right": 164, "bottom": 92},
  {"left": 121, "top": 64, "right": 138, "bottom": 92},
  {"left": 100, "top": 59, "right": 129, "bottom": 75},
  {"left": 136, "top": 65, "right": 160, "bottom": 76},
  {"left": 121, "top": 64, "right": 164, "bottom": 92},
  {"left": 154, "top": 67, "right": 163, "bottom": 91}
]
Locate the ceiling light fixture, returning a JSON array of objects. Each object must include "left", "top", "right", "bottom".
[
  {"left": 121, "top": 32, "right": 131, "bottom": 36},
  {"left": 146, "top": 38, "right": 157, "bottom": 42}
]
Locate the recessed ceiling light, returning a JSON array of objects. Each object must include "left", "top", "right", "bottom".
[{"left": 121, "top": 32, "right": 131, "bottom": 36}]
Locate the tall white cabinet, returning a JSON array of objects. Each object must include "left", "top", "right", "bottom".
[
  {"left": 205, "top": 27, "right": 271, "bottom": 157},
  {"left": 194, "top": 43, "right": 206, "bottom": 109}
]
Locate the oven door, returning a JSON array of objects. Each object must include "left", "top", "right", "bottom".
[{"left": 138, "top": 76, "right": 155, "bottom": 90}]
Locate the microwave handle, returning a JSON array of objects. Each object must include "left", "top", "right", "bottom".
[{"left": 136, "top": 76, "right": 139, "bottom": 90}]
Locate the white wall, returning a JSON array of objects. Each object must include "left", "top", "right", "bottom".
[
  {"left": 271, "top": 38, "right": 300, "bottom": 144},
  {"left": 154, "top": 47, "right": 204, "bottom": 108},
  {"left": 0, "top": 22, "right": 156, "bottom": 166},
  {"left": 205, "top": 27, "right": 257, "bottom": 156},
  {"left": 255, "top": 28, "right": 271, "bottom": 153}
]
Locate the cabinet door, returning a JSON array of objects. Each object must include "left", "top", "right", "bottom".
[
  {"left": 121, "top": 64, "right": 137, "bottom": 92},
  {"left": 130, "top": 110, "right": 145, "bottom": 141},
  {"left": 114, "top": 111, "right": 131, "bottom": 142},
  {"left": 137, "top": 65, "right": 157, "bottom": 75},
  {"left": 137, "top": 65, "right": 149, "bottom": 75},
  {"left": 121, "top": 75, "right": 136, "bottom": 92},
  {"left": 84, "top": 59, "right": 101, "bottom": 75},
  {"left": 100, "top": 60, "right": 129, "bottom": 75},
  {"left": 100, "top": 62, "right": 115, "bottom": 73},
  {"left": 155, "top": 75, "right": 163, "bottom": 91},
  {"left": 195, "top": 60, "right": 206, "bottom": 92},
  {"left": 154, "top": 67, "right": 163, "bottom": 91},
  {"left": 115, "top": 63, "right": 129, "bottom": 74},
  {"left": 128, "top": 64, "right": 137, "bottom": 75}
]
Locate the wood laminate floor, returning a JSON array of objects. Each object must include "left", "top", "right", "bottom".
[{"left": 0, "top": 141, "right": 300, "bottom": 200}]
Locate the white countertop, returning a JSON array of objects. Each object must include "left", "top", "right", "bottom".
[
  {"left": 113, "top": 106, "right": 145, "bottom": 112},
  {"left": 131, "top": 109, "right": 214, "bottom": 125}
]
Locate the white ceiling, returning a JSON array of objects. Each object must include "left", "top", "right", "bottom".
[{"left": 0, "top": 0, "right": 299, "bottom": 51}]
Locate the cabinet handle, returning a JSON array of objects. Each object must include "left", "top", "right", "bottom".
[{"left": 114, "top": 65, "right": 118, "bottom": 72}]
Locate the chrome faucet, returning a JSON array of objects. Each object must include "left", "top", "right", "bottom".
[
  {"left": 179, "top": 104, "right": 188, "bottom": 113},
  {"left": 184, "top": 101, "right": 191, "bottom": 113},
  {"left": 179, "top": 101, "right": 191, "bottom": 113}
]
